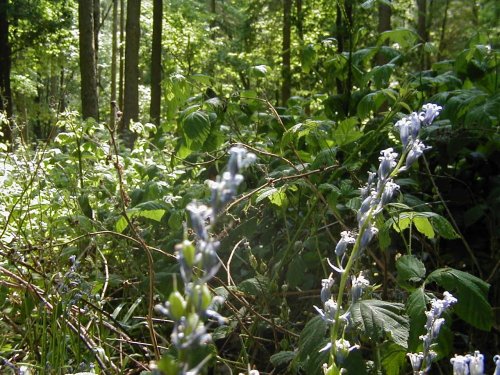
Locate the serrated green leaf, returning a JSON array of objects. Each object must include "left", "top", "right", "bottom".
[
  {"left": 270, "top": 351, "right": 296, "bottom": 368},
  {"left": 238, "top": 275, "right": 269, "bottom": 296},
  {"left": 116, "top": 216, "right": 128, "bottom": 233},
  {"left": 256, "top": 187, "right": 279, "bottom": 203},
  {"left": 298, "top": 315, "right": 329, "bottom": 375},
  {"left": 182, "top": 110, "right": 211, "bottom": 149},
  {"left": 332, "top": 117, "right": 362, "bottom": 146},
  {"left": 406, "top": 287, "right": 429, "bottom": 351},
  {"left": 430, "top": 215, "right": 460, "bottom": 239},
  {"left": 426, "top": 268, "right": 492, "bottom": 331},
  {"left": 396, "top": 255, "right": 426, "bottom": 286},
  {"left": 350, "top": 299, "right": 409, "bottom": 348}
]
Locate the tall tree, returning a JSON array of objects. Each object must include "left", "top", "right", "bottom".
[
  {"left": 121, "top": 0, "right": 141, "bottom": 145},
  {"left": 149, "top": 0, "right": 162, "bottom": 125},
  {"left": 416, "top": 0, "right": 429, "bottom": 69},
  {"left": 281, "top": 0, "right": 292, "bottom": 106},
  {"left": 0, "top": 0, "right": 13, "bottom": 144},
  {"left": 78, "top": 0, "right": 99, "bottom": 120},
  {"left": 376, "top": 1, "right": 392, "bottom": 65},
  {"left": 110, "top": 0, "right": 118, "bottom": 128},
  {"left": 118, "top": 0, "right": 125, "bottom": 110}
]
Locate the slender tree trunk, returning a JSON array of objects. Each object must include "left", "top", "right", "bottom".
[
  {"left": 0, "top": 0, "right": 12, "bottom": 145},
  {"left": 416, "top": 0, "right": 429, "bottom": 69},
  {"left": 437, "top": 0, "right": 449, "bottom": 60},
  {"left": 121, "top": 0, "right": 141, "bottom": 145},
  {"left": 78, "top": 0, "right": 99, "bottom": 120},
  {"left": 149, "top": 0, "right": 162, "bottom": 125},
  {"left": 110, "top": 0, "right": 118, "bottom": 128},
  {"left": 376, "top": 1, "right": 392, "bottom": 66},
  {"left": 93, "top": 0, "right": 100, "bottom": 95},
  {"left": 118, "top": 0, "right": 125, "bottom": 110},
  {"left": 296, "top": 0, "right": 303, "bottom": 41},
  {"left": 281, "top": 0, "right": 292, "bottom": 106}
]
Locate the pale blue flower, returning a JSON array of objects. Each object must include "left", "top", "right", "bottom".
[
  {"left": 378, "top": 148, "right": 398, "bottom": 181},
  {"left": 395, "top": 117, "right": 412, "bottom": 147},
  {"left": 351, "top": 272, "right": 370, "bottom": 303},
  {"left": 335, "top": 231, "right": 357, "bottom": 257},
  {"left": 493, "top": 355, "right": 500, "bottom": 375},
  {"left": 403, "top": 140, "right": 431, "bottom": 170},
  {"left": 359, "top": 225, "right": 378, "bottom": 249},
  {"left": 420, "top": 103, "right": 442, "bottom": 126},
  {"left": 407, "top": 352, "right": 424, "bottom": 373},
  {"left": 468, "top": 351, "right": 484, "bottom": 375},
  {"left": 451, "top": 354, "right": 470, "bottom": 375}
]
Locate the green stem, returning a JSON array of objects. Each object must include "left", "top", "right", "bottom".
[{"left": 328, "top": 147, "right": 409, "bottom": 368}]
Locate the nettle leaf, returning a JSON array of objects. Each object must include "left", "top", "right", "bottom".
[
  {"left": 378, "top": 28, "right": 418, "bottom": 49},
  {"left": 332, "top": 117, "right": 362, "bottom": 146},
  {"left": 426, "top": 268, "right": 492, "bottom": 331},
  {"left": 181, "top": 110, "right": 211, "bottom": 149},
  {"left": 298, "top": 315, "right": 329, "bottom": 375},
  {"left": 249, "top": 64, "right": 269, "bottom": 77},
  {"left": 350, "top": 299, "right": 409, "bottom": 348},
  {"left": 406, "top": 287, "right": 429, "bottom": 351},
  {"left": 115, "top": 201, "right": 167, "bottom": 233},
  {"left": 430, "top": 214, "right": 459, "bottom": 239},
  {"left": 270, "top": 351, "right": 296, "bottom": 368},
  {"left": 396, "top": 254, "right": 426, "bottom": 287}
]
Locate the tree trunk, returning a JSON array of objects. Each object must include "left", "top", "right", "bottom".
[
  {"left": 281, "top": 0, "right": 292, "bottom": 106},
  {"left": 376, "top": 1, "right": 392, "bottom": 66},
  {"left": 416, "top": 0, "right": 429, "bottom": 69},
  {"left": 78, "top": 0, "right": 99, "bottom": 120},
  {"left": 0, "top": 0, "right": 13, "bottom": 144},
  {"left": 121, "top": 0, "right": 141, "bottom": 145},
  {"left": 93, "top": 0, "right": 100, "bottom": 93},
  {"left": 110, "top": 0, "right": 118, "bottom": 128},
  {"left": 118, "top": 0, "right": 125, "bottom": 110},
  {"left": 149, "top": 0, "right": 162, "bottom": 125}
]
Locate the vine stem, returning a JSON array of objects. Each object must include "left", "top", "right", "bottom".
[
  {"left": 422, "top": 155, "right": 482, "bottom": 277},
  {"left": 105, "top": 124, "right": 160, "bottom": 360}
]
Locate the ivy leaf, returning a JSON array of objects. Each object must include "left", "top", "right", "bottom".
[
  {"left": 426, "top": 268, "right": 492, "bottom": 331},
  {"left": 396, "top": 254, "right": 426, "bottom": 287},
  {"left": 350, "top": 299, "right": 409, "bottom": 348}
]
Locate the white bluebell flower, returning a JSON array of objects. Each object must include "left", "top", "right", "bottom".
[
  {"left": 403, "top": 140, "right": 431, "bottom": 171},
  {"left": 359, "top": 225, "right": 378, "bottom": 249},
  {"left": 320, "top": 276, "right": 335, "bottom": 303},
  {"left": 227, "top": 146, "right": 257, "bottom": 177},
  {"left": 335, "top": 231, "right": 357, "bottom": 257},
  {"left": 378, "top": 148, "right": 398, "bottom": 181},
  {"left": 420, "top": 103, "right": 442, "bottom": 126},
  {"left": 335, "top": 338, "right": 360, "bottom": 364},
  {"left": 395, "top": 117, "right": 412, "bottom": 147},
  {"left": 409, "top": 112, "right": 421, "bottom": 141},
  {"left": 351, "top": 272, "right": 370, "bottom": 303},
  {"left": 358, "top": 192, "right": 377, "bottom": 225},
  {"left": 407, "top": 352, "right": 424, "bottom": 373},
  {"left": 314, "top": 299, "right": 338, "bottom": 324},
  {"left": 186, "top": 203, "right": 211, "bottom": 240},
  {"left": 468, "top": 351, "right": 484, "bottom": 375},
  {"left": 493, "top": 355, "right": 500, "bottom": 375},
  {"left": 450, "top": 354, "right": 470, "bottom": 375}
]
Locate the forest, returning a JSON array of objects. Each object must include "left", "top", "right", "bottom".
[{"left": 0, "top": 0, "right": 499, "bottom": 374}]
